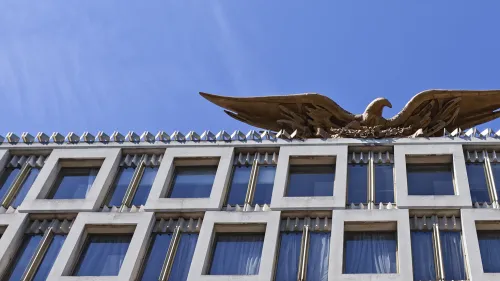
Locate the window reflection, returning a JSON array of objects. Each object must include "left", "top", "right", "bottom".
[
  {"left": 407, "top": 164, "right": 454, "bottom": 195},
  {"left": 168, "top": 166, "right": 217, "bottom": 198},
  {"left": 347, "top": 165, "right": 367, "bottom": 204},
  {"left": 0, "top": 168, "right": 21, "bottom": 201},
  {"left": 466, "top": 163, "right": 491, "bottom": 203},
  {"left": 132, "top": 167, "right": 158, "bottom": 205},
  {"left": 286, "top": 165, "right": 335, "bottom": 197},
  {"left": 253, "top": 166, "right": 275, "bottom": 205},
  {"left": 107, "top": 167, "right": 135, "bottom": 206},
  {"left": 12, "top": 168, "right": 40, "bottom": 207},
  {"left": 48, "top": 168, "right": 99, "bottom": 199},
  {"left": 375, "top": 165, "right": 394, "bottom": 203},
  {"left": 226, "top": 166, "right": 252, "bottom": 206}
]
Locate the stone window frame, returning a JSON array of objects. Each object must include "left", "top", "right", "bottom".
[
  {"left": 461, "top": 208, "right": 500, "bottom": 280},
  {"left": 329, "top": 209, "right": 412, "bottom": 281},
  {"left": 144, "top": 147, "right": 234, "bottom": 212},
  {"left": 0, "top": 213, "right": 28, "bottom": 278},
  {"left": 47, "top": 212, "right": 154, "bottom": 281},
  {"left": 17, "top": 148, "right": 121, "bottom": 213},
  {"left": 394, "top": 144, "right": 472, "bottom": 208},
  {"left": 270, "top": 145, "right": 348, "bottom": 210},
  {"left": 186, "top": 211, "right": 280, "bottom": 281}
]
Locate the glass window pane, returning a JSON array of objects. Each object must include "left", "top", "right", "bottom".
[
  {"left": 440, "top": 231, "right": 466, "bottom": 280},
  {"left": 49, "top": 168, "right": 99, "bottom": 199},
  {"left": 209, "top": 234, "right": 264, "bottom": 275},
  {"left": 226, "top": 166, "right": 251, "bottom": 206},
  {"left": 466, "top": 163, "right": 491, "bottom": 203},
  {"left": 107, "top": 167, "right": 135, "bottom": 206},
  {"left": 307, "top": 232, "right": 330, "bottom": 281},
  {"left": 6, "top": 235, "right": 43, "bottom": 281},
  {"left": 73, "top": 234, "right": 132, "bottom": 276},
  {"left": 132, "top": 167, "right": 159, "bottom": 206},
  {"left": 11, "top": 168, "right": 40, "bottom": 208},
  {"left": 168, "top": 166, "right": 216, "bottom": 198},
  {"left": 375, "top": 165, "right": 394, "bottom": 203},
  {"left": 286, "top": 165, "right": 335, "bottom": 197},
  {"left": 344, "top": 232, "right": 397, "bottom": 274},
  {"left": 407, "top": 164, "right": 454, "bottom": 195},
  {"left": 411, "top": 231, "right": 436, "bottom": 280},
  {"left": 252, "top": 166, "right": 276, "bottom": 205},
  {"left": 32, "top": 234, "right": 66, "bottom": 281},
  {"left": 138, "top": 234, "right": 172, "bottom": 281},
  {"left": 490, "top": 164, "right": 500, "bottom": 199},
  {"left": 477, "top": 231, "right": 500, "bottom": 273},
  {"left": 275, "top": 232, "right": 301, "bottom": 281},
  {"left": 168, "top": 233, "right": 199, "bottom": 281},
  {"left": 0, "top": 168, "right": 21, "bottom": 201},
  {"left": 347, "top": 165, "right": 368, "bottom": 204}
]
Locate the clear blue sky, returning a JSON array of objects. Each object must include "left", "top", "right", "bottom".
[{"left": 2, "top": 1, "right": 500, "bottom": 135}]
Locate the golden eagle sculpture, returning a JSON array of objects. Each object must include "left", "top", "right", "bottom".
[{"left": 200, "top": 90, "right": 500, "bottom": 138}]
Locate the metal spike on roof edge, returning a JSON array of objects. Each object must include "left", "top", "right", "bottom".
[
  {"left": 315, "top": 128, "right": 329, "bottom": 139},
  {"left": 21, "top": 132, "right": 35, "bottom": 144},
  {"left": 464, "top": 128, "right": 476, "bottom": 138},
  {"left": 443, "top": 128, "right": 451, "bottom": 137},
  {"left": 186, "top": 131, "right": 200, "bottom": 142},
  {"left": 494, "top": 129, "right": 500, "bottom": 138},
  {"left": 51, "top": 132, "right": 65, "bottom": 144},
  {"left": 450, "top": 128, "right": 461, "bottom": 137},
  {"left": 246, "top": 130, "right": 261, "bottom": 141},
  {"left": 155, "top": 131, "right": 170, "bottom": 142},
  {"left": 171, "top": 131, "right": 186, "bottom": 142},
  {"left": 231, "top": 130, "right": 246, "bottom": 141},
  {"left": 480, "top": 128, "right": 492, "bottom": 138},
  {"left": 260, "top": 130, "right": 276, "bottom": 141},
  {"left": 36, "top": 132, "right": 50, "bottom": 144},
  {"left": 66, "top": 132, "right": 80, "bottom": 144},
  {"left": 111, "top": 131, "right": 125, "bottom": 143},
  {"left": 216, "top": 130, "right": 231, "bottom": 142},
  {"left": 140, "top": 131, "right": 155, "bottom": 143},
  {"left": 81, "top": 132, "right": 95, "bottom": 143},
  {"left": 200, "top": 130, "right": 216, "bottom": 141},
  {"left": 276, "top": 129, "right": 291, "bottom": 140},
  {"left": 126, "top": 131, "right": 140, "bottom": 143},
  {"left": 97, "top": 131, "right": 110, "bottom": 143},
  {"left": 6, "top": 132, "right": 20, "bottom": 144}
]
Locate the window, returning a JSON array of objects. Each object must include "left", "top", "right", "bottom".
[
  {"left": 347, "top": 151, "right": 394, "bottom": 208},
  {"left": 466, "top": 163, "right": 491, "bottom": 204},
  {"left": 286, "top": 165, "right": 334, "bottom": 197},
  {"left": 47, "top": 167, "right": 99, "bottom": 199},
  {"left": 0, "top": 155, "right": 45, "bottom": 208},
  {"left": 225, "top": 152, "right": 277, "bottom": 208},
  {"left": 138, "top": 219, "right": 200, "bottom": 281},
  {"left": 407, "top": 163, "right": 455, "bottom": 195},
  {"left": 167, "top": 166, "right": 217, "bottom": 198},
  {"left": 105, "top": 153, "right": 161, "bottom": 208},
  {"left": 275, "top": 218, "right": 330, "bottom": 281},
  {"left": 477, "top": 230, "right": 500, "bottom": 273},
  {"left": 464, "top": 149, "right": 500, "bottom": 207},
  {"left": 410, "top": 216, "right": 466, "bottom": 280},
  {"left": 208, "top": 233, "right": 264, "bottom": 275},
  {"left": 343, "top": 231, "right": 397, "bottom": 274},
  {"left": 4, "top": 219, "right": 69, "bottom": 281},
  {"left": 73, "top": 234, "right": 132, "bottom": 276}
]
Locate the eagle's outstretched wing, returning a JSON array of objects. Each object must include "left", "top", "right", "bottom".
[
  {"left": 387, "top": 90, "right": 500, "bottom": 136},
  {"left": 200, "top": 92, "right": 357, "bottom": 137}
]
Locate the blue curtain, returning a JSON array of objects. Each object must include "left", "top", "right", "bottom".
[
  {"left": 169, "top": 167, "right": 216, "bottom": 198},
  {"left": 226, "top": 166, "right": 251, "bottom": 206},
  {"left": 347, "top": 164, "right": 368, "bottom": 204},
  {"left": 132, "top": 167, "right": 159, "bottom": 205},
  {"left": 32, "top": 234, "right": 66, "bottom": 281},
  {"left": 7, "top": 235, "right": 43, "bottom": 281},
  {"left": 0, "top": 168, "right": 21, "bottom": 201},
  {"left": 307, "top": 232, "right": 330, "bottom": 281},
  {"left": 275, "top": 232, "right": 301, "bottom": 281},
  {"left": 74, "top": 235, "right": 131, "bottom": 276},
  {"left": 139, "top": 234, "right": 172, "bottom": 281},
  {"left": 344, "top": 232, "right": 397, "bottom": 274},
  {"left": 440, "top": 231, "right": 466, "bottom": 280},
  {"left": 253, "top": 166, "right": 276, "bottom": 205},
  {"left": 374, "top": 165, "right": 394, "bottom": 203},
  {"left": 466, "top": 164, "right": 490, "bottom": 203},
  {"left": 12, "top": 168, "right": 40, "bottom": 207},
  {"left": 478, "top": 231, "right": 500, "bottom": 273},
  {"left": 411, "top": 231, "right": 436, "bottom": 280},
  {"left": 490, "top": 164, "right": 500, "bottom": 198},
  {"left": 407, "top": 164, "right": 454, "bottom": 195},
  {"left": 168, "top": 234, "right": 199, "bottom": 281},
  {"left": 107, "top": 167, "right": 135, "bottom": 206},
  {"left": 287, "top": 165, "right": 335, "bottom": 197},
  {"left": 209, "top": 234, "right": 264, "bottom": 275}
]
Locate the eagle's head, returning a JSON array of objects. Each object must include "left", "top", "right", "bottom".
[{"left": 364, "top": 97, "right": 392, "bottom": 118}]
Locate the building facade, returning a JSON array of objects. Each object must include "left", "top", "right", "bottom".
[{"left": 0, "top": 129, "right": 499, "bottom": 281}]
